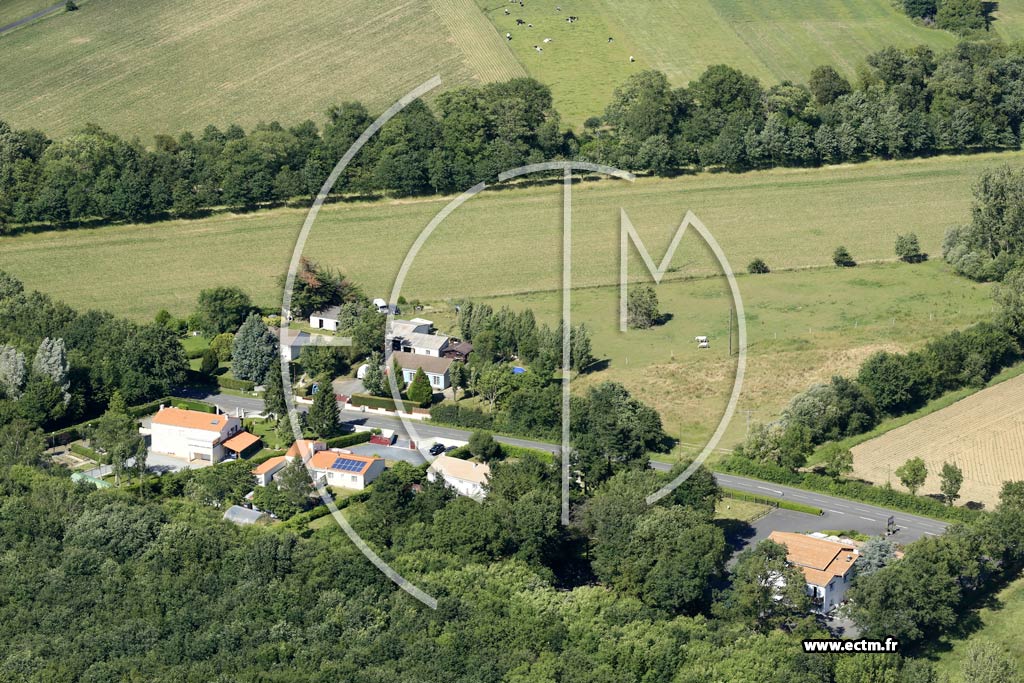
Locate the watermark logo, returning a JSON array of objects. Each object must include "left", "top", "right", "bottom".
[{"left": 281, "top": 77, "right": 745, "bottom": 609}]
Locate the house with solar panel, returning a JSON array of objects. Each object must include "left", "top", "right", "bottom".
[
  {"left": 149, "top": 406, "right": 258, "bottom": 464},
  {"left": 307, "top": 449, "right": 385, "bottom": 490}
]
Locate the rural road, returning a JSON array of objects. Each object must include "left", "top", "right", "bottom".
[
  {"left": 194, "top": 390, "right": 947, "bottom": 542},
  {"left": 0, "top": 2, "right": 64, "bottom": 36}
]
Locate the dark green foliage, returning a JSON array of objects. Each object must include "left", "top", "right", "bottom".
[
  {"left": 284, "top": 256, "right": 355, "bottom": 318},
  {"left": 747, "top": 257, "right": 770, "bottom": 274},
  {"left": 321, "top": 430, "right": 372, "bottom": 449},
  {"left": 627, "top": 284, "right": 661, "bottom": 329},
  {"left": 406, "top": 367, "right": 433, "bottom": 406},
  {"left": 429, "top": 402, "right": 495, "bottom": 430},
  {"left": 215, "top": 374, "right": 255, "bottom": 392},
  {"left": 262, "top": 358, "right": 288, "bottom": 418},
  {"left": 896, "top": 232, "right": 926, "bottom": 262},
  {"left": 832, "top": 245, "right": 856, "bottom": 267},
  {"left": 231, "top": 312, "right": 277, "bottom": 385},
  {"left": 307, "top": 377, "right": 340, "bottom": 438},
  {"left": 940, "top": 461, "right": 964, "bottom": 505},
  {"left": 945, "top": 166, "right": 1024, "bottom": 281},
  {"left": 467, "top": 430, "right": 501, "bottom": 462},
  {"left": 807, "top": 65, "right": 852, "bottom": 105},
  {"left": 896, "top": 457, "right": 929, "bottom": 495},
  {"left": 199, "top": 348, "right": 218, "bottom": 375},
  {"left": 195, "top": 286, "right": 252, "bottom": 335},
  {"left": 935, "top": 0, "right": 987, "bottom": 35}
]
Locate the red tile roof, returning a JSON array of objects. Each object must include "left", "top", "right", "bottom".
[{"left": 151, "top": 407, "right": 229, "bottom": 432}]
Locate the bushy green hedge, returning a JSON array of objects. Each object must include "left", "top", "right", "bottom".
[
  {"left": 171, "top": 399, "right": 216, "bottom": 413},
  {"left": 323, "top": 431, "right": 373, "bottom": 449},
  {"left": 429, "top": 404, "right": 495, "bottom": 430},
  {"left": 717, "top": 456, "right": 980, "bottom": 523},
  {"left": 349, "top": 393, "right": 419, "bottom": 412},
  {"left": 217, "top": 375, "right": 256, "bottom": 392},
  {"left": 721, "top": 487, "right": 822, "bottom": 516},
  {"left": 69, "top": 443, "right": 99, "bottom": 459}
]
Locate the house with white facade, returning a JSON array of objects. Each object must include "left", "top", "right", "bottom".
[
  {"left": 426, "top": 455, "right": 491, "bottom": 499},
  {"left": 397, "top": 331, "right": 449, "bottom": 356},
  {"left": 307, "top": 449, "right": 385, "bottom": 490},
  {"left": 767, "top": 531, "right": 860, "bottom": 613},
  {"left": 390, "top": 351, "right": 453, "bottom": 391},
  {"left": 309, "top": 305, "right": 342, "bottom": 332},
  {"left": 149, "top": 406, "right": 248, "bottom": 464}
]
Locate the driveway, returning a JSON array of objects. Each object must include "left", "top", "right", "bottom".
[{"left": 346, "top": 443, "right": 427, "bottom": 466}]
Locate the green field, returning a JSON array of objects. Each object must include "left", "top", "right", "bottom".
[
  {"left": 0, "top": 151, "right": 1006, "bottom": 450},
  {"left": 0, "top": 150, "right": 1014, "bottom": 321},
  {"left": 479, "top": 0, "right": 957, "bottom": 126},
  {"left": 934, "top": 574, "right": 1024, "bottom": 681},
  {"left": 0, "top": 0, "right": 59, "bottom": 29},
  {"left": 714, "top": 496, "right": 771, "bottom": 522},
  {"left": 433, "top": 259, "right": 992, "bottom": 453},
  {"left": 0, "top": 0, "right": 523, "bottom": 138}
]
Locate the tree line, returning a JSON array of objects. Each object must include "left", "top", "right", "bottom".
[
  {"left": 3, "top": 430, "right": 984, "bottom": 683},
  {"left": 0, "top": 271, "right": 187, "bottom": 432},
  {"left": 5, "top": 40, "right": 1024, "bottom": 232}
]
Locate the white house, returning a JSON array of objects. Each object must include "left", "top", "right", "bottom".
[
  {"left": 398, "top": 332, "right": 449, "bottom": 356},
  {"left": 252, "top": 440, "right": 328, "bottom": 486},
  {"left": 767, "top": 531, "right": 860, "bottom": 613},
  {"left": 427, "top": 455, "right": 491, "bottom": 499},
  {"left": 390, "top": 351, "right": 452, "bottom": 391},
  {"left": 310, "top": 305, "right": 342, "bottom": 332},
  {"left": 149, "top": 407, "right": 247, "bottom": 463},
  {"left": 279, "top": 329, "right": 309, "bottom": 362},
  {"left": 307, "top": 449, "right": 385, "bottom": 490}
]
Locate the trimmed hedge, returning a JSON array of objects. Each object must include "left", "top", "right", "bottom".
[
  {"left": 69, "top": 442, "right": 99, "bottom": 459},
  {"left": 717, "top": 456, "right": 980, "bottom": 523},
  {"left": 217, "top": 375, "right": 256, "bottom": 392},
  {"left": 323, "top": 431, "right": 373, "bottom": 449},
  {"left": 721, "top": 487, "right": 823, "bottom": 516},
  {"left": 172, "top": 399, "right": 216, "bottom": 413},
  {"left": 429, "top": 404, "right": 495, "bottom": 430},
  {"left": 349, "top": 393, "right": 419, "bottom": 412}
]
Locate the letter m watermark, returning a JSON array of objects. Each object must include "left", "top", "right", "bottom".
[{"left": 620, "top": 209, "right": 705, "bottom": 331}]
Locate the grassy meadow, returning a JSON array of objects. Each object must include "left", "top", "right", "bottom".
[
  {"left": 0, "top": 0, "right": 523, "bottom": 138},
  {"left": 0, "top": 152, "right": 1008, "bottom": 452},
  {"left": 0, "top": 0, "right": 58, "bottom": 29},
  {"left": 0, "top": 150, "right": 1015, "bottom": 320},
  {"left": 429, "top": 259, "right": 993, "bottom": 454},
  {"left": 478, "top": 0, "right": 957, "bottom": 126}
]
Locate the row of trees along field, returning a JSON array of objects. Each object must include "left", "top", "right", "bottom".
[{"left": 4, "top": 40, "right": 1024, "bottom": 231}]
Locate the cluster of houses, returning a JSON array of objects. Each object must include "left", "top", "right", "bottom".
[
  {"left": 145, "top": 404, "right": 492, "bottom": 506},
  {"left": 306, "top": 305, "right": 472, "bottom": 393}
]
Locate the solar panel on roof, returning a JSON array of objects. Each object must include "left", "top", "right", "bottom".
[{"left": 331, "top": 457, "right": 364, "bottom": 472}]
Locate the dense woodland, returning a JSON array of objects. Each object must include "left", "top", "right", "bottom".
[{"left": 5, "top": 40, "right": 1024, "bottom": 231}]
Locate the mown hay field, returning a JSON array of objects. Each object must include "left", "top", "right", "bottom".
[
  {"left": 0, "top": 0, "right": 523, "bottom": 138},
  {"left": 852, "top": 374, "right": 1024, "bottom": 509},
  {"left": 478, "top": 0, "right": 957, "bottom": 126}
]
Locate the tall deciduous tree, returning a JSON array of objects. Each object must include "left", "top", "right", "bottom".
[
  {"left": 91, "top": 403, "right": 146, "bottom": 487},
  {"left": 232, "top": 313, "right": 277, "bottom": 384},
  {"left": 263, "top": 360, "right": 288, "bottom": 418},
  {"left": 719, "top": 540, "right": 811, "bottom": 632},
  {"left": 896, "top": 457, "right": 928, "bottom": 495},
  {"left": 627, "top": 284, "right": 661, "bottom": 329},
  {"left": 195, "top": 287, "right": 252, "bottom": 335},
  {"left": 940, "top": 461, "right": 963, "bottom": 505},
  {"left": 32, "top": 337, "right": 70, "bottom": 404}
]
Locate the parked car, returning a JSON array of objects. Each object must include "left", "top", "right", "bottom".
[
  {"left": 429, "top": 443, "right": 446, "bottom": 456},
  {"left": 445, "top": 445, "right": 457, "bottom": 453}
]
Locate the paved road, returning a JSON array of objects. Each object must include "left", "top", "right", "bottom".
[
  {"left": 0, "top": 2, "right": 64, "bottom": 36},
  {"left": 190, "top": 391, "right": 948, "bottom": 541},
  {"left": 712, "top": 472, "right": 948, "bottom": 543}
]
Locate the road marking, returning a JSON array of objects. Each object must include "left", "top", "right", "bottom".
[
  {"left": 924, "top": 531, "right": 937, "bottom": 536},
  {"left": 829, "top": 510, "right": 846, "bottom": 515},
  {"left": 858, "top": 516, "right": 876, "bottom": 521},
  {"left": 757, "top": 486, "right": 784, "bottom": 495}
]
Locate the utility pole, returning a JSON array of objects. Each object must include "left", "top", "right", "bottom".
[{"left": 728, "top": 306, "right": 733, "bottom": 357}]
